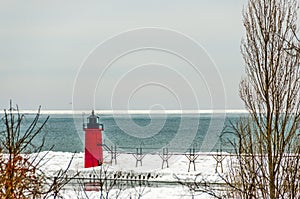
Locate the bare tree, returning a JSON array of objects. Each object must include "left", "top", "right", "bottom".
[
  {"left": 174, "top": 173, "right": 225, "bottom": 199},
  {"left": 0, "top": 104, "right": 77, "bottom": 198},
  {"left": 225, "top": 0, "right": 300, "bottom": 198},
  {"left": 76, "top": 166, "right": 126, "bottom": 199}
]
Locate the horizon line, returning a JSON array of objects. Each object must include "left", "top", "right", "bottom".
[{"left": 0, "top": 109, "right": 248, "bottom": 114}]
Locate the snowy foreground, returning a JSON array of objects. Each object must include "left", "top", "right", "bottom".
[{"left": 41, "top": 151, "right": 229, "bottom": 199}]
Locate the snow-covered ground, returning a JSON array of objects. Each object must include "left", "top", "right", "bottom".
[{"left": 40, "top": 151, "right": 229, "bottom": 198}]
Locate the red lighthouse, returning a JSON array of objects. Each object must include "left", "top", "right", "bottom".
[{"left": 84, "top": 110, "right": 104, "bottom": 168}]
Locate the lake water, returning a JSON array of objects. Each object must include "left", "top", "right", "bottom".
[{"left": 17, "top": 113, "right": 246, "bottom": 153}]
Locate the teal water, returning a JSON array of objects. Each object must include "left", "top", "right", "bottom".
[{"left": 7, "top": 113, "right": 245, "bottom": 153}]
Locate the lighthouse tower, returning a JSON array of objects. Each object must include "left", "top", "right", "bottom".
[{"left": 84, "top": 110, "right": 104, "bottom": 168}]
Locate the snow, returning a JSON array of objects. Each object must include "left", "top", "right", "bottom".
[{"left": 40, "top": 151, "right": 229, "bottom": 198}]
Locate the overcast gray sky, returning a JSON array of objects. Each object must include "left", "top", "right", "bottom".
[{"left": 0, "top": 0, "right": 247, "bottom": 110}]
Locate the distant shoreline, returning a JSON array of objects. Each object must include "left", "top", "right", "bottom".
[{"left": 0, "top": 109, "right": 248, "bottom": 115}]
